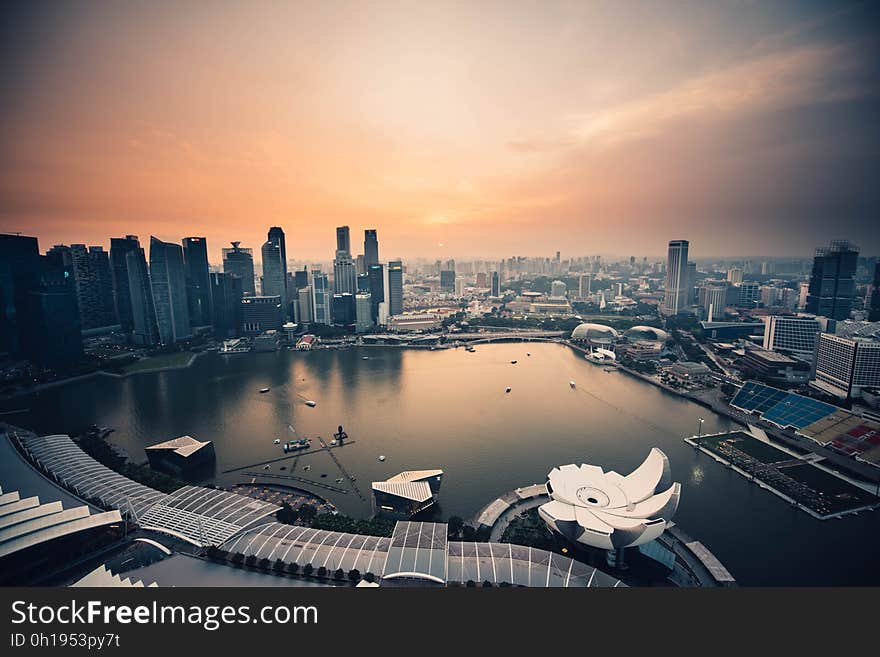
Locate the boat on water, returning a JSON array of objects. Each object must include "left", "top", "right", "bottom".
[
  {"left": 303, "top": 465, "right": 311, "bottom": 471},
  {"left": 505, "top": 386, "right": 512, "bottom": 393},
  {"left": 259, "top": 387, "right": 270, "bottom": 393},
  {"left": 336, "top": 478, "right": 344, "bottom": 484},
  {"left": 378, "top": 455, "right": 386, "bottom": 462},
  {"left": 304, "top": 400, "right": 317, "bottom": 407},
  {"left": 282, "top": 438, "right": 311, "bottom": 453},
  {"left": 510, "top": 360, "right": 517, "bottom": 364},
  {"left": 527, "top": 353, "right": 531, "bottom": 357},
  {"left": 362, "top": 356, "right": 369, "bottom": 360},
  {"left": 273, "top": 438, "right": 281, "bottom": 445},
  {"left": 569, "top": 381, "right": 576, "bottom": 388},
  {"left": 465, "top": 345, "right": 475, "bottom": 352}
]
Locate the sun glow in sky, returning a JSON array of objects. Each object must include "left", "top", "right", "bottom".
[{"left": 1, "top": 0, "right": 878, "bottom": 261}]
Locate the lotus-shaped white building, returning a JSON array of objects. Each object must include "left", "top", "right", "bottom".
[{"left": 538, "top": 448, "right": 680, "bottom": 551}]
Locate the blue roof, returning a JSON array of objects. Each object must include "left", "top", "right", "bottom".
[{"left": 730, "top": 381, "right": 838, "bottom": 430}]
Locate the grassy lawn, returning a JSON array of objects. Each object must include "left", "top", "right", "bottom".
[{"left": 121, "top": 351, "right": 195, "bottom": 374}]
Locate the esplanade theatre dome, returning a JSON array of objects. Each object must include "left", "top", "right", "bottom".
[
  {"left": 570, "top": 323, "right": 619, "bottom": 345},
  {"left": 624, "top": 326, "right": 669, "bottom": 342}
]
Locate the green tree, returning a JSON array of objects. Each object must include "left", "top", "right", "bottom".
[
  {"left": 298, "top": 503, "right": 317, "bottom": 523},
  {"left": 348, "top": 569, "right": 361, "bottom": 583}
]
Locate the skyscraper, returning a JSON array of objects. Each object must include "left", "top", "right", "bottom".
[
  {"left": 311, "top": 270, "right": 331, "bottom": 325},
  {"left": 805, "top": 240, "right": 858, "bottom": 320},
  {"left": 491, "top": 271, "right": 501, "bottom": 297},
  {"left": 387, "top": 260, "right": 403, "bottom": 316},
  {"left": 222, "top": 242, "right": 256, "bottom": 296},
  {"left": 368, "top": 263, "right": 384, "bottom": 322},
  {"left": 149, "top": 237, "right": 191, "bottom": 344},
  {"left": 336, "top": 226, "right": 351, "bottom": 254},
  {"left": 209, "top": 272, "right": 242, "bottom": 338},
  {"left": 30, "top": 251, "right": 83, "bottom": 368},
  {"left": 364, "top": 229, "right": 379, "bottom": 268},
  {"left": 50, "top": 244, "right": 116, "bottom": 330},
  {"left": 333, "top": 225, "right": 356, "bottom": 294},
  {"left": 333, "top": 252, "right": 357, "bottom": 294},
  {"left": 261, "top": 240, "right": 285, "bottom": 298},
  {"left": 1, "top": 234, "right": 43, "bottom": 359},
  {"left": 265, "top": 227, "right": 288, "bottom": 303},
  {"left": 109, "top": 235, "right": 142, "bottom": 333},
  {"left": 182, "top": 237, "right": 212, "bottom": 328},
  {"left": 125, "top": 243, "right": 159, "bottom": 346},
  {"left": 298, "top": 286, "right": 314, "bottom": 325},
  {"left": 662, "top": 240, "right": 690, "bottom": 315}
]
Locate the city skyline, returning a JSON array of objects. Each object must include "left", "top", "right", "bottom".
[{"left": 2, "top": 1, "right": 879, "bottom": 260}]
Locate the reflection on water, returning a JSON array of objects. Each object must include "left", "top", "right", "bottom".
[{"left": 6, "top": 342, "right": 880, "bottom": 586}]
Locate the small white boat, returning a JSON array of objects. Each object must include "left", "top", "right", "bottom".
[
  {"left": 505, "top": 387, "right": 512, "bottom": 393},
  {"left": 304, "top": 400, "right": 317, "bottom": 407},
  {"left": 569, "top": 381, "right": 576, "bottom": 388},
  {"left": 303, "top": 465, "right": 311, "bottom": 471},
  {"left": 273, "top": 438, "right": 280, "bottom": 445},
  {"left": 263, "top": 465, "right": 270, "bottom": 470},
  {"left": 362, "top": 356, "right": 369, "bottom": 360},
  {"left": 510, "top": 360, "right": 517, "bottom": 364},
  {"left": 330, "top": 439, "right": 337, "bottom": 446},
  {"left": 378, "top": 455, "right": 386, "bottom": 462},
  {"left": 259, "top": 387, "right": 270, "bottom": 393},
  {"left": 336, "top": 478, "right": 344, "bottom": 484}
]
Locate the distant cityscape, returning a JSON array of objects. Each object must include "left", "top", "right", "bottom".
[{"left": 1, "top": 228, "right": 879, "bottom": 403}]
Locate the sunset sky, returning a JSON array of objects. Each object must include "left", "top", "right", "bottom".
[{"left": 1, "top": 0, "right": 878, "bottom": 263}]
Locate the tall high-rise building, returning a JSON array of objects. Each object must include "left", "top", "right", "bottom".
[
  {"left": 125, "top": 244, "right": 159, "bottom": 346},
  {"left": 805, "top": 240, "right": 858, "bottom": 320},
  {"left": 387, "top": 260, "right": 403, "bottom": 316},
  {"left": 491, "top": 271, "right": 501, "bottom": 297},
  {"left": 311, "top": 271, "right": 331, "bottom": 325},
  {"left": 222, "top": 242, "right": 256, "bottom": 296},
  {"left": 50, "top": 244, "right": 116, "bottom": 330},
  {"left": 30, "top": 251, "right": 83, "bottom": 368},
  {"left": 149, "top": 237, "right": 191, "bottom": 344},
  {"left": 261, "top": 240, "right": 285, "bottom": 298},
  {"left": 363, "top": 229, "right": 379, "bottom": 268},
  {"left": 726, "top": 268, "right": 743, "bottom": 285},
  {"left": 182, "top": 237, "right": 212, "bottom": 328},
  {"left": 662, "top": 240, "right": 690, "bottom": 315},
  {"left": 265, "top": 227, "right": 288, "bottom": 304},
  {"left": 336, "top": 226, "right": 351, "bottom": 254},
  {"left": 298, "top": 286, "right": 314, "bottom": 325},
  {"left": 1, "top": 234, "right": 43, "bottom": 359},
  {"left": 355, "top": 292, "right": 372, "bottom": 333},
  {"left": 209, "top": 272, "right": 242, "bottom": 338},
  {"left": 109, "top": 235, "right": 142, "bottom": 332},
  {"left": 333, "top": 252, "right": 357, "bottom": 294},
  {"left": 368, "top": 264, "right": 385, "bottom": 322}
]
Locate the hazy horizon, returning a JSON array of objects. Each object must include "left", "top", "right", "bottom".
[{"left": 2, "top": 1, "right": 878, "bottom": 261}]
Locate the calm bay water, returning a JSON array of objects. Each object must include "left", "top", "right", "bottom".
[{"left": 6, "top": 342, "right": 880, "bottom": 585}]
